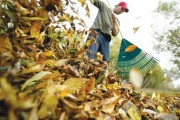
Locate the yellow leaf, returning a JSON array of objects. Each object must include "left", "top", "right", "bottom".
[
  {"left": 85, "top": 37, "right": 94, "bottom": 47},
  {"left": 59, "top": 90, "right": 70, "bottom": 98},
  {"left": 36, "top": 30, "right": 46, "bottom": 45},
  {"left": 106, "top": 82, "right": 119, "bottom": 90},
  {"left": 64, "top": 14, "right": 72, "bottom": 22},
  {"left": 0, "top": 78, "right": 35, "bottom": 109},
  {"left": 38, "top": 84, "right": 59, "bottom": 119},
  {"left": 78, "top": 0, "right": 85, "bottom": 6},
  {"left": 157, "top": 105, "right": 165, "bottom": 112},
  {"left": 45, "top": 51, "right": 54, "bottom": 57},
  {"left": 21, "top": 71, "right": 51, "bottom": 90},
  {"left": 67, "top": 29, "right": 74, "bottom": 38},
  {"left": 21, "top": 64, "right": 44, "bottom": 74},
  {"left": 128, "top": 106, "right": 141, "bottom": 120},
  {"left": 41, "top": 72, "right": 61, "bottom": 80},
  {"left": 63, "top": 78, "right": 88, "bottom": 94},
  {"left": 22, "top": 17, "right": 46, "bottom": 21},
  {"left": 95, "top": 52, "right": 103, "bottom": 61},
  {"left": 45, "top": 59, "right": 56, "bottom": 67},
  {"left": 125, "top": 45, "right": 137, "bottom": 52}
]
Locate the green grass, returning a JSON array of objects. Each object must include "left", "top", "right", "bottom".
[{"left": 140, "top": 88, "right": 180, "bottom": 97}]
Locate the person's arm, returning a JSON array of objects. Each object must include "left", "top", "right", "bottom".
[
  {"left": 89, "top": 0, "right": 94, "bottom": 4},
  {"left": 112, "top": 14, "right": 119, "bottom": 36},
  {"left": 89, "top": 0, "right": 104, "bottom": 10}
]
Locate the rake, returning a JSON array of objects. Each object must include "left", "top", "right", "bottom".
[
  {"left": 105, "top": 0, "right": 159, "bottom": 78},
  {"left": 116, "top": 38, "right": 159, "bottom": 78}
]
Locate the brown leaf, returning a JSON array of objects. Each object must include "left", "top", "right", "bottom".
[
  {"left": 30, "top": 21, "right": 42, "bottom": 37},
  {"left": 85, "top": 5, "right": 90, "bottom": 17},
  {"left": 90, "top": 28, "right": 97, "bottom": 37},
  {"left": 37, "top": 8, "right": 49, "bottom": 19},
  {"left": 77, "top": 78, "right": 95, "bottom": 100},
  {"left": 14, "top": 2, "right": 31, "bottom": 15},
  {"left": 68, "top": 65, "right": 80, "bottom": 77},
  {"left": 133, "top": 27, "right": 140, "bottom": 33},
  {"left": 101, "top": 96, "right": 120, "bottom": 113},
  {"left": 0, "top": 36, "right": 12, "bottom": 53},
  {"left": 30, "top": 0, "right": 37, "bottom": 10}
]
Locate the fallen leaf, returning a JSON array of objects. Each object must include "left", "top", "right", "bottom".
[
  {"left": 133, "top": 27, "right": 140, "bottom": 33},
  {"left": 55, "top": 59, "right": 68, "bottom": 67},
  {"left": 128, "top": 106, "right": 141, "bottom": 120},
  {"left": 21, "top": 64, "right": 45, "bottom": 74},
  {"left": 63, "top": 78, "right": 88, "bottom": 94},
  {"left": 78, "top": 0, "right": 85, "bottom": 6},
  {"left": 101, "top": 96, "right": 120, "bottom": 113},
  {"left": 77, "top": 78, "right": 95, "bottom": 100},
  {"left": 30, "top": 21, "right": 41, "bottom": 37},
  {"left": 21, "top": 71, "right": 51, "bottom": 90},
  {"left": 0, "top": 36, "right": 12, "bottom": 53},
  {"left": 125, "top": 45, "right": 137, "bottom": 52}
]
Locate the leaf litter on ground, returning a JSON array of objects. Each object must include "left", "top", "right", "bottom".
[{"left": 0, "top": 0, "right": 179, "bottom": 120}]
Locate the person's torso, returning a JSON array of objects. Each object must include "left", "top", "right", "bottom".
[{"left": 92, "top": 1, "right": 113, "bottom": 37}]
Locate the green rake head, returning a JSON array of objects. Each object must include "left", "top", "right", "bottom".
[{"left": 116, "top": 39, "right": 159, "bottom": 78}]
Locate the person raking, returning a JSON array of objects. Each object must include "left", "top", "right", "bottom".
[{"left": 87, "top": 0, "right": 129, "bottom": 62}]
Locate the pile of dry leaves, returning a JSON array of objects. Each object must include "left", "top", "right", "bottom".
[{"left": 0, "top": 0, "right": 179, "bottom": 120}]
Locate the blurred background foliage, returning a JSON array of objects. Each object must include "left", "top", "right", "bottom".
[{"left": 153, "top": 0, "right": 180, "bottom": 81}]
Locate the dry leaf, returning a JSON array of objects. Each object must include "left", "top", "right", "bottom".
[
  {"left": 133, "top": 27, "right": 140, "bottom": 33},
  {"left": 21, "top": 71, "right": 51, "bottom": 90},
  {"left": 85, "top": 5, "right": 90, "bottom": 17},
  {"left": 95, "top": 52, "right": 103, "bottom": 61},
  {"left": 14, "top": 2, "right": 31, "bottom": 15},
  {"left": 30, "top": 21, "right": 41, "bottom": 37},
  {"left": 77, "top": 78, "right": 95, "bottom": 100},
  {"left": 128, "top": 106, "right": 141, "bottom": 120},
  {"left": 64, "top": 14, "right": 72, "bottom": 22},
  {"left": 125, "top": 45, "right": 137, "bottom": 52},
  {"left": 0, "top": 36, "right": 12, "bottom": 53},
  {"left": 21, "top": 64, "right": 45, "bottom": 74},
  {"left": 101, "top": 96, "right": 120, "bottom": 113},
  {"left": 55, "top": 59, "right": 68, "bottom": 67},
  {"left": 78, "top": 0, "right": 85, "bottom": 6},
  {"left": 63, "top": 78, "right": 88, "bottom": 94}
]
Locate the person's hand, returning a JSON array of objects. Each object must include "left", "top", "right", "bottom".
[{"left": 112, "top": 13, "right": 117, "bottom": 21}]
